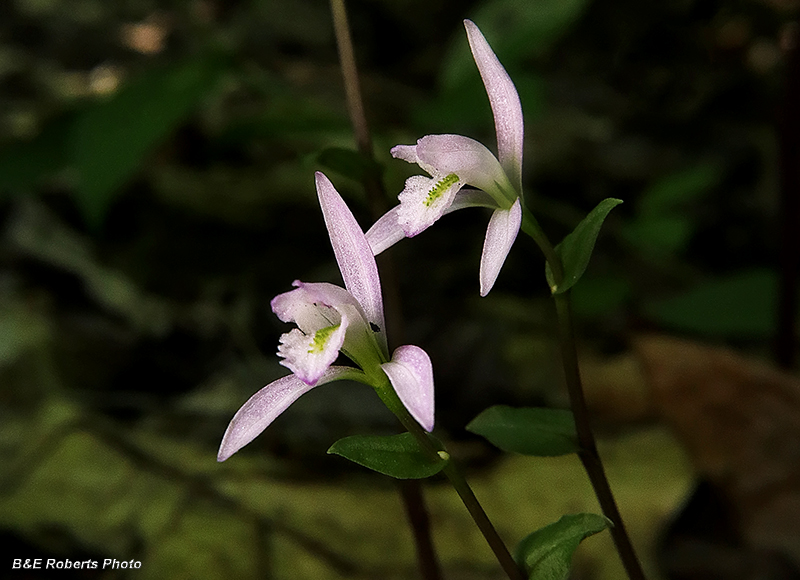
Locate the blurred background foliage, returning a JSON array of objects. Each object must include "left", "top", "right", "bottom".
[{"left": 1, "top": 0, "right": 798, "bottom": 578}]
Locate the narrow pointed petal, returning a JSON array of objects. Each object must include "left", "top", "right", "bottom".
[
  {"left": 464, "top": 20, "right": 524, "bottom": 194},
  {"left": 315, "top": 172, "right": 386, "bottom": 353},
  {"left": 365, "top": 205, "right": 405, "bottom": 256},
  {"left": 479, "top": 198, "right": 522, "bottom": 296},
  {"left": 415, "top": 135, "right": 513, "bottom": 202},
  {"left": 217, "top": 366, "right": 362, "bottom": 461},
  {"left": 381, "top": 345, "right": 435, "bottom": 432}
]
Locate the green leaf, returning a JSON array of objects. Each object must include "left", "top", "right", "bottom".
[
  {"left": 516, "top": 513, "right": 611, "bottom": 580},
  {"left": 442, "top": 0, "right": 591, "bottom": 91},
  {"left": 638, "top": 163, "right": 721, "bottom": 215},
  {"left": 316, "top": 147, "right": 383, "bottom": 183},
  {"left": 327, "top": 433, "right": 447, "bottom": 479},
  {"left": 570, "top": 275, "right": 630, "bottom": 319},
  {"left": 546, "top": 198, "right": 622, "bottom": 294},
  {"left": 622, "top": 215, "right": 693, "bottom": 256},
  {"left": 0, "top": 112, "right": 73, "bottom": 194},
  {"left": 621, "top": 163, "right": 720, "bottom": 258},
  {"left": 71, "top": 54, "right": 226, "bottom": 227},
  {"left": 466, "top": 406, "right": 578, "bottom": 457},
  {"left": 644, "top": 268, "right": 777, "bottom": 338}
]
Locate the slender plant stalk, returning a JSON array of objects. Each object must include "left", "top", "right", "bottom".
[
  {"left": 328, "top": 2, "right": 441, "bottom": 579},
  {"left": 375, "top": 383, "right": 526, "bottom": 580},
  {"left": 521, "top": 205, "right": 646, "bottom": 580}
]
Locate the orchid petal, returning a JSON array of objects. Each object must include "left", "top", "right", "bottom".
[
  {"left": 381, "top": 345, "right": 435, "bottom": 432},
  {"left": 272, "top": 281, "right": 367, "bottom": 327},
  {"left": 276, "top": 319, "right": 347, "bottom": 385},
  {"left": 272, "top": 280, "right": 383, "bottom": 374},
  {"left": 390, "top": 144, "right": 436, "bottom": 177},
  {"left": 217, "top": 366, "right": 363, "bottom": 461},
  {"left": 315, "top": 172, "right": 387, "bottom": 353},
  {"left": 366, "top": 189, "right": 499, "bottom": 257},
  {"left": 446, "top": 188, "right": 498, "bottom": 212},
  {"left": 413, "top": 135, "right": 512, "bottom": 199},
  {"left": 397, "top": 174, "right": 464, "bottom": 237},
  {"left": 271, "top": 281, "right": 348, "bottom": 334},
  {"left": 365, "top": 205, "right": 405, "bottom": 256},
  {"left": 464, "top": 20, "right": 524, "bottom": 194},
  {"left": 479, "top": 198, "right": 522, "bottom": 296}
]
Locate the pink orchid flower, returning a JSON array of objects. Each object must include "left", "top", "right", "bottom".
[
  {"left": 367, "top": 19, "right": 524, "bottom": 297},
  {"left": 218, "top": 173, "right": 435, "bottom": 461}
]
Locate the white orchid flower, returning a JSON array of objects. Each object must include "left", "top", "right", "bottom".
[{"left": 367, "top": 19, "right": 524, "bottom": 297}]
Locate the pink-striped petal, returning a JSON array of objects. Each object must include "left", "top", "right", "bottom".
[
  {"left": 464, "top": 19, "right": 524, "bottom": 194},
  {"left": 217, "top": 366, "right": 363, "bottom": 461},
  {"left": 479, "top": 198, "right": 522, "bottom": 297},
  {"left": 381, "top": 345, "right": 435, "bottom": 432},
  {"left": 315, "top": 172, "right": 387, "bottom": 354}
]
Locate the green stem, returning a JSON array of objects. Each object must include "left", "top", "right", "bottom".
[
  {"left": 375, "top": 382, "right": 526, "bottom": 580},
  {"left": 553, "top": 293, "right": 646, "bottom": 580},
  {"left": 521, "top": 209, "right": 647, "bottom": 580},
  {"left": 521, "top": 205, "right": 562, "bottom": 286}
]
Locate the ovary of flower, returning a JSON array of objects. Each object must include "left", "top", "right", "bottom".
[
  {"left": 366, "top": 19, "right": 524, "bottom": 297},
  {"left": 217, "top": 173, "right": 436, "bottom": 462}
]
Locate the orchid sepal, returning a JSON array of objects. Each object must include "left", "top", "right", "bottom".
[
  {"left": 464, "top": 19, "right": 524, "bottom": 195},
  {"left": 217, "top": 366, "right": 368, "bottom": 461},
  {"left": 381, "top": 345, "right": 435, "bottom": 432},
  {"left": 479, "top": 198, "right": 522, "bottom": 297},
  {"left": 315, "top": 171, "right": 388, "bottom": 356}
]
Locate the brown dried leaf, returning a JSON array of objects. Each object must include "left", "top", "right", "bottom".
[{"left": 635, "top": 334, "right": 800, "bottom": 564}]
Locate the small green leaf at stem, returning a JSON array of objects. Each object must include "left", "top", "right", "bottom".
[
  {"left": 545, "top": 198, "right": 622, "bottom": 294},
  {"left": 515, "top": 513, "right": 612, "bottom": 580},
  {"left": 327, "top": 433, "right": 447, "bottom": 479},
  {"left": 466, "top": 406, "right": 578, "bottom": 457}
]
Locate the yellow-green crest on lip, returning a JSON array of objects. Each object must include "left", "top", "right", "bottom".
[
  {"left": 424, "top": 173, "right": 459, "bottom": 207},
  {"left": 308, "top": 324, "right": 340, "bottom": 353}
]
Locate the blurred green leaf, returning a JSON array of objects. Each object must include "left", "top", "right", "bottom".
[
  {"left": 644, "top": 269, "right": 777, "bottom": 338},
  {"left": 516, "top": 513, "right": 611, "bottom": 580},
  {"left": 570, "top": 275, "right": 630, "bottom": 318},
  {"left": 638, "top": 163, "right": 721, "bottom": 215},
  {"left": 327, "top": 433, "right": 447, "bottom": 479},
  {"left": 546, "top": 198, "right": 623, "bottom": 294},
  {"left": 443, "top": 0, "right": 592, "bottom": 91},
  {"left": 0, "top": 113, "right": 73, "bottom": 194},
  {"left": 623, "top": 163, "right": 720, "bottom": 257},
  {"left": 467, "top": 406, "right": 578, "bottom": 456},
  {"left": 316, "top": 147, "right": 383, "bottom": 183},
  {"left": 622, "top": 215, "right": 694, "bottom": 256},
  {"left": 71, "top": 53, "right": 227, "bottom": 227},
  {"left": 416, "top": 72, "right": 546, "bottom": 135}
]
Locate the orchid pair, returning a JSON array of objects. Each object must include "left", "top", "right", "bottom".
[
  {"left": 218, "top": 19, "right": 523, "bottom": 461},
  {"left": 217, "top": 172, "right": 434, "bottom": 461}
]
